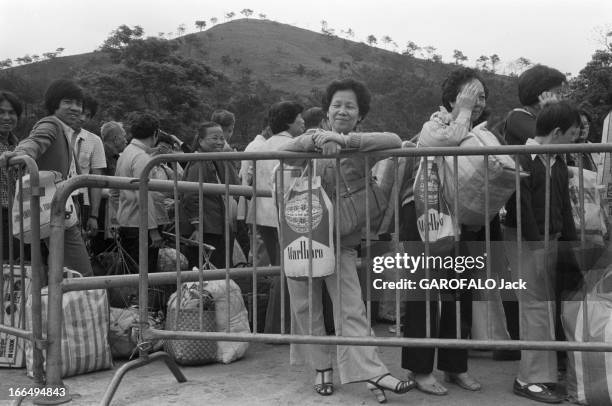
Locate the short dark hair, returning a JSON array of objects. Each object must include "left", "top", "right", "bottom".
[
  {"left": 302, "top": 107, "right": 326, "bottom": 130},
  {"left": 44, "top": 79, "right": 84, "bottom": 115},
  {"left": 193, "top": 121, "right": 222, "bottom": 150},
  {"left": 82, "top": 94, "right": 98, "bottom": 118},
  {"left": 268, "top": 101, "right": 303, "bottom": 134},
  {"left": 441, "top": 67, "right": 488, "bottom": 112},
  {"left": 129, "top": 112, "right": 160, "bottom": 139},
  {"left": 322, "top": 78, "right": 371, "bottom": 120},
  {"left": 518, "top": 65, "right": 566, "bottom": 107},
  {"left": 535, "top": 101, "right": 581, "bottom": 137},
  {"left": 0, "top": 90, "right": 23, "bottom": 118},
  {"left": 210, "top": 109, "right": 235, "bottom": 128}
]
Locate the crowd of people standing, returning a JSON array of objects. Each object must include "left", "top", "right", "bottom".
[{"left": 0, "top": 61, "right": 603, "bottom": 404}]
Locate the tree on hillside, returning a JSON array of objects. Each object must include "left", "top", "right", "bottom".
[
  {"left": 453, "top": 49, "right": 468, "bottom": 65},
  {"left": 100, "top": 25, "right": 144, "bottom": 62},
  {"left": 76, "top": 35, "right": 226, "bottom": 141},
  {"left": 343, "top": 28, "right": 355, "bottom": 38},
  {"left": 320, "top": 20, "right": 335, "bottom": 36},
  {"left": 195, "top": 20, "right": 206, "bottom": 31},
  {"left": 403, "top": 41, "right": 420, "bottom": 57},
  {"left": 225, "top": 12, "right": 235, "bottom": 21},
  {"left": 432, "top": 54, "right": 443, "bottom": 63},
  {"left": 490, "top": 54, "right": 500, "bottom": 73},
  {"left": 382, "top": 35, "right": 393, "bottom": 50},
  {"left": 55, "top": 48, "right": 64, "bottom": 56},
  {"left": 177, "top": 24, "right": 186, "bottom": 36},
  {"left": 0, "top": 59, "right": 12, "bottom": 69},
  {"left": 31, "top": 55, "right": 40, "bottom": 63},
  {"left": 423, "top": 46, "right": 436, "bottom": 60},
  {"left": 476, "top": 55, "right": 489, "bottom": 70},
  {"left": 240, "top": 8, "right": 253, "bottom": 18},
  {"left": 258, "top": 13, "right": 267, "bottom": 19},
  {"left": 367, "top": 35, "right": 377, "bottom": 46},
  {"left": 42, "top": 52, "right": 57, "bottom": 60},
  {"left": 210, "top": 17, "right": 218, "bottom": 25},
  {"left": 516, "top": 57, "right": 533, "bottom": 72}
]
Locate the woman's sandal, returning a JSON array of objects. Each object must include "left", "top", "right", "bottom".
[
  {"left": 313, "top": 368, "right": 333, "bottom": 396},
  {"left": 366, "top": 373, "right": 416, "bottom": 403}
]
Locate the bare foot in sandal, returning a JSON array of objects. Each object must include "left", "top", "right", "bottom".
[{"left": 414, "top": 373, "right": 448, "bottom": 396}]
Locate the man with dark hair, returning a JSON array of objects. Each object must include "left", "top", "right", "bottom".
[
  {"left": 211, "top": 109, "right": 236, "bottom": 151},
  {"left": 504, "top": 100, "right": 579, "bottom": 404},
  {"left": 72, "top": 94, "right": 106, "bottom": 237},
  {"left": 110, "top": 112, "right": 169, "bottom": 309},
  {"left": 503, "top": 65, "right": 566, "bottom": 146},
  {"left": 302, "top": 107, "right": 329, "bottom": 130},
  {"left": 0, "top": 79, "right": 93, "bottom": 277}
]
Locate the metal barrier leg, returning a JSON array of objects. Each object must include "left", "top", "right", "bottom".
[{"left": 101, "top": 352, "right": 187, "bottom": 406}]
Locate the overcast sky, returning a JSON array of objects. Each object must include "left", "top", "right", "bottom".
[{"left": 2, "top": 0, "right": 611, "bottom": 75}]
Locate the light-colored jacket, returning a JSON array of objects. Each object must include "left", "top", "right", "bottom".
[{"left": 247, "top": 132, "right": 295, "bottom": 227}]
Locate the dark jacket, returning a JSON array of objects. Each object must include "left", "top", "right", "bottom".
[
  {"left": 180, "top": 156, "right": 239, "bottom": 236},
  {"left": 503, "top": 107, "right": 537, "bottom": 146},
  {"left": 505, "top": 152, "right": 577, "bottom": 244}
]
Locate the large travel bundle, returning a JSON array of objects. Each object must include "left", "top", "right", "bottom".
[
  {"left": 442, "top": 123, "right": 520, "bottom": 226},
  {"left": 413, "top": 155, "right": 457, "bottom": 253},
  {"left": 567, "top": 167, "right": 608, "bottom": 247},
  {"left": 25, "top": 270, "right": 112, "bottom": 377},
  {"left": 275, "top": 164, "right": 336, "bottom": 279},
  {"left": 563, "top": 268, "right": 612, "bottom": 405},
  {"left": 12, "top": 171, "right": 78, "bottom": 243},
  {"left": 164, "top": 282, "right": 217, "bottom": 365}
]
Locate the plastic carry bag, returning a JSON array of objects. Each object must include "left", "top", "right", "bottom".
[
  {"left": 275, "top": 164, "right": 335, "bottom": 279},
  {"left": 25, "top": 270, "right": 112, "bottom": 377},
  {"left": 568, "top": 167, "right": 607, "bottom": 247},
  {"left": 563, "top": 268, "right": 612, "bottom": 405}
]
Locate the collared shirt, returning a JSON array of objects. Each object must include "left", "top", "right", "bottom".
[
  {"left": 525, "top": 138, "right": 562, "bottom": 176},
  {"left": 111, "top": 139, "right": 168, "bottom": 229},
  {"left": 72, "top": 129, "right": 107, "bottom": 204},
  {"left": 0, "top": 132, "right": 19, "bottom": 207}
]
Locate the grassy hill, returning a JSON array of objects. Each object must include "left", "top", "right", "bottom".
[{"left": 1, "top": 18, "right": 519, "bottom": 141}]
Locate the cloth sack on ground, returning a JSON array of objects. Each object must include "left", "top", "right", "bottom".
[
  {"left": 563, "top": 267, "right": 612, "bottom": 405},
  {"left": 164, "top": 282, "right": 217, "bottom": 365},
  {"left": 442, "top": 124, "right": 521, "bottom": 226},
  {"left": 568, "top": 167, "right": 607, "bottom": 248},
  {"left": 413, "top": 155, "right": 457, "bottom": 254},
  {"left": 0, "top": 265, "right": 31, "bottom": 368},
  {"left": 12, "top": 171, "right": 78, "bottom": 243},
  {"left": 275, "top": 165, "right": 335, "bottom": 279},
  {"left": 202, "top": 276, "right": 251, "bottom": 363},
  {"left": 109, "top": 306, "right": 164, "bottom": 359},
  {"left": 25, "top": 270, "right": 112, "bottom": 377},
  {"left": 158, "top": 247, "right": 189, "bottom": 272}
]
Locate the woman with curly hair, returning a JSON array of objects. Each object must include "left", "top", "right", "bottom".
[{"left": 280, "top": 78, "right": 414, "bottom": 403}]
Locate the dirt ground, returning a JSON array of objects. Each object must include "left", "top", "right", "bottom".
[{"left": 0, "top": 323, "right": 565, "bottom": 406}]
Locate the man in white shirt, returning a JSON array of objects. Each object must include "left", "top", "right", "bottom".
[{"left": 72, "top": 95, "right": 107, "bottom": 236}]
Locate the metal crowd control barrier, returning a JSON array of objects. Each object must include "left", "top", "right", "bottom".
[
  {"left": 41, "top": 143, "right": 612, "bottom": 405},
  {"left": 0, "top": 156, "right": 44, "bottom": 400}
]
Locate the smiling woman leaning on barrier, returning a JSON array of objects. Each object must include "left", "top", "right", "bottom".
[{"left": 279, "top": 78, "right": 414, "bottom": 403}]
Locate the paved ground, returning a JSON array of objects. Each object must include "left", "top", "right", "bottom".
[{"left": 1, "top": 325, "right": 566, "bottom": 406}]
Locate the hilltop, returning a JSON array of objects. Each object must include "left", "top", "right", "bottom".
[{"left": 1, "top": 19, "right": 519, "bottom": 141}]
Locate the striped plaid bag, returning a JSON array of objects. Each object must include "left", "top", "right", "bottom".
[{"left": 26, "top": 271, "right": 113, "bottom": 377}]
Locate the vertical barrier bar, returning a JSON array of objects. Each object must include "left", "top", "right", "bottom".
[
  {"left": 365, "top": 156, "right": 372, "bottom": 330},
  {"left": 393, "top": 156, "right": 401, "bottom": 336},
  {"left": 453, "top": 155, "right": 460, "bottom": 340},
  {"left": 197, "top": 163, "right": 204, "bottom": 330},
  {"left": 544, "top": 154, "right": 553, "bottom": 340},
  {"left": 251, "top": 160, "right": 258, "bottom": 334},
  {"left": 138, "top": 162, "right": 151, "bottom": 359},
  {"left": 278, "top": 160, "right": 286, "bottom": 335},
  {"left": 422, "top": 154, "right": 431, "bottom": 339},
  {"left": 172, "top": 162, "right": 185, "bottom": 329},
  {"left": 578, "top": 159, "right": 589, "bottom": 341},
  {"left": 335, "top": 158, "right": 342, "bottom": 336},
  {"left": 224, "top": 161, "right": 231, "bottom": 332},
  {"left": 515, "top": 155, "right": 523, "bottom": 342},
  {"left": 307, "top": 160, "right": 313, "bottom": 335},
  {"left": 484, "top": 154, "right": 492, "bottom": 341}
]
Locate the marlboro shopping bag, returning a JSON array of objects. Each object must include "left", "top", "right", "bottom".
[
  {"left": 275, "top": 164, "right": 335, "bottom": 279},
  {"left": 413, "top": 156, "right": 456, "bottom": 253}
]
